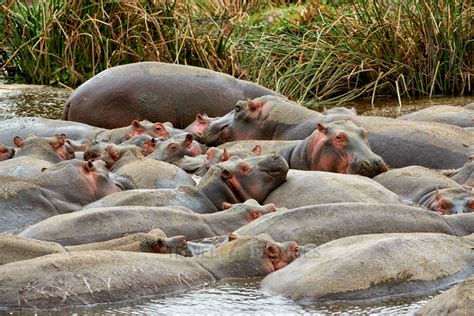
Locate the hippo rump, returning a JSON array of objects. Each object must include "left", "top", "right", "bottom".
[
  {"left": 0, "top": 235, "right": 298, "bottom": 310},
  {"left": 415, "top": 274, "right": 474, "bottom": 315},
  {"left": 233, "top": 203, "right": 474, "bottom": 245},
  {"left": 261, "top": 233, "right": 474, "bottom": 304},
  {"left": 263, "top": 170, "right": 402, "bottom": 209},
  {"left": 399, "top": 105, "right": 474, "bottom": 128},
  {"left": 62, "top": 62, "right": 279, "bottom": 129},
  {"left": 448, "top": 155, "right": 474, "bottom": 188},
  {"left": 20, "top": 200, "right": 277, "bottom": 245},
  {"left": 0, "top": 117, "right": 103, "bottom": 146},
  {"left": 325, "top": 115, "right": 474, "bottom": 169}
]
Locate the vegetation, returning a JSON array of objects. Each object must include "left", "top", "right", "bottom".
[{"left": 1, "top": 0, "right": 472, "bottom": 104}]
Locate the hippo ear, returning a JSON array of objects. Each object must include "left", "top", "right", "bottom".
[
  {"left": 350, "top": 107, "right": 357, "bottom": 115},
  {"left": 13, "top": 136, "right": 25, "bottom": 148},
  {"left": 468, "top": 199, "right": 474, "bottom": 211},
  {"left": 83, "top": 160, "right": 96, "bottom": 172},
  {"left": 184, "top": 134, "right": 194, "bottom": 148},
  {"left": 322, "top": 107, "right": 329, "bottom": 114},
  {"left": 221, "top": 169, "right": 233, "bottom": 179},
  {"left": 106, "top": 145, "right": 121, "bottom": 161},
  {"left": 131, "top": 120, "right": 143, "bottom": 130},
  {"left": 249, "top": 210, "right": 263, "bottom": 220},
  {"left": 51, "top": 134, "right": 66, "bottom": 149},
  {"left": 196, "top": 114, "right": 205, "bottom": 123},
  {"left": 151, "top": 238, "right": 166, "bottom": 253},
  {"left": 316, "top": 123, "right": 328, "bottom": 134},
  {"left": 222, "top": 149, "right": 231, "bottom": 161},
  {"left": 263, "top": 203, "right": 277, "bottom": 213},
  {"left": 222, "top": 202, "right": 233, "bottom": 209},
  {"left": 265, "top": 243, "right": 281, "bottom": 259},
  {"left": 150, "top": 138, "right": 157, "bottom": 145},
  {"left": 252, "top": 145, "right": 262, "bottom": 156},
  {"left": 247, "top": 99, "right": 263, "bottom": 112},
  {"left": 228, "top": 233, "right": 239, "bottom": 241}
]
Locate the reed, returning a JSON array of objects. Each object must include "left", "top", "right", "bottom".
[{"left": 1, "top": 0, "right": 472, "bottom": 103}]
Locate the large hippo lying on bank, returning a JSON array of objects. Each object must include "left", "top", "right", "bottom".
[
  {"left": 263, "top": 170, "right": 402, "bottom": 209},
  {"left": 20, "top": 200, "right": 277, "bottom": 245},
  {"left": 0, "top": 235, "right": 298, "bottom": 310},
  {"left": 261, "top": 233, "right": 474, "bottom": 303},
  {"left": 84, "top": 154, "right": 289, "bottom": 213},
  {"left": 62, "top": 62, "right": 279, "bottom": 129},
  {"left": 233, "top": 203, "right": 474, "bottom": 245}
]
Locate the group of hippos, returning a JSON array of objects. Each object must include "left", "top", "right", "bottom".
[{"left": 0, "top": 62, "right": 473, "bottom": 313}]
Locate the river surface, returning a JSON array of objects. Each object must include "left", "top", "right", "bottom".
[{"left": 1, "top": 81, "right": 473, "bottom": 315}]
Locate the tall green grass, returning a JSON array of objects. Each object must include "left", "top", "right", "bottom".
[
  {"left": 236, "top": 0, "right": 473, "bottom": 105},
  {"left": 1, "top": 0, "right": 472, "bottom": 103}
]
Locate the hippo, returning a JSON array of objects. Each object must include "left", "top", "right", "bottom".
[
  {"left": 261, "top": 233, "right": 474, "bottom": 304},
  {"left": 203, "top": 95, "right": 325, "bottom": 146},
  {"left": 278, "top": 120, "right": 387, "bottom": 176},
  {"left": 447, "top": 155, "right": 474, "bottom": 188},
  {"left": 119, "top": 134, "right": 157, "bottom": 156},
  {"left": 0, "top": 117, "right": 104, "bottom": 146},
  {"left": 263, "top": 170, "right": 402, "bottom": 209},
  {"left": 465, "top": 102, "right": 474, "bottom": 110},
  {"left": 399, "top": 105, "right": 474, "bottom": 128},
  {"left": 0, "top": 235, "right": 298, "bottom": 310},
  {"left": 233, "top": 202, "right": 474, "bottom": 245},
  {"left": 0, "top": 159, "right": 126, "bottom": 232},
  {"left": 415, "top": 274, "right": 474, "bottom": 315},
  {"left": 94, "top": 119, "right": 171, "bottom": 144},
  {"left": 62, "top": 62, "right": 279, "bottom": 129},
  {"left": 12, "top": 134, "right": 70, "bottom": 163},
  {"left": 83, "top": 154, "right": 289, "bottom": 213},
  {"left": 19, "top": 200, "right": 277, "bottom": 245},
  {"left": 322, "top": 106, "right": 357, "bottom": 116},
  {"left": 184, "top": 113, "right": 220, "bottom": 141},
  {"left": 0, "top": 157, "right": 53, "bottom": 178},
  {"left": 0, "top": 144, "right": 15, "bottom": 161},
  {"left": 325, "top": 115, "right": 474, "bottom": 169},
  {"left": 0, "top": 233, "right": 189, "bottom": 265},
  {"left": 148, "top": 134, "right": 203, "bottom": 164},
  {"left": 374, "top": 166, "right": 474, "bottom": 214},
  {"left": 181, "top": 146, "right": 260, "bottom": 176}
]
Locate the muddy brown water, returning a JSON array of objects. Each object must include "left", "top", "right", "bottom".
[{"left": 1, "top": 81, "right": 473, "bottom": 314}]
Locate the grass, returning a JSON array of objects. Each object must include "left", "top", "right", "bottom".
[{"left": 1, "top": 0, "right": 472, "bottom": 104}]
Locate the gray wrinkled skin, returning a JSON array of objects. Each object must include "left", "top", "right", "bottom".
[
  {"left": 264, "top": 170, "right": 402, "bottom": 209},
  {"left": 261, "top": 233, "right": 474, "bottom": 304},
  {"left": 233, "top": 203, "right": 474, "bottom": 245},
  {"left": 19, "top": 200, "right": 277, "bottom": 245},
  {"left": 63, "top": 62, "right": 279, "bottom": 129},
  {"left": 399, "top": 105, "right": 474, "bottom": 128},
  {"left": 415, "top": 274, "right": 474, "bottom": 315}
]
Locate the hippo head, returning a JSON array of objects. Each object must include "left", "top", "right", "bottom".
[
  {"left": 196, "top": 234, "right": 299, "bottom": 279},
  {"left": 124, "top": 120, "right": 171, "bottom": 140},
  {"left": 148, "top": 134, "right": 202, "bottom": 163},
  {"left": 307, "top": 120, "right": 387, "bottom": 177},
  {"left": 184, "top": 113, "right": 220, "bottom": 141},
  {"left": 100, "top": 144, "right": 144, "bottom": 170},
  {"left": 0, "top": 144, "right": 15, "bottom": 161},
  {"left": 83, "top": 140, "right": 110, "bottom": 161},
  {"left": 148, "top": 235, "right": 191, "bottom": 257},
  {"left": 123, "top": 134, "right": 157, "bottom": 156},
  {"left": 198, "top": 154, "right": 289, "bottom": 209},
  {"left": 432, "top": 188, "right": 474, "bottom": 214},
  {"left": 13, "top": 134, "right": 70, "bottom": 163},
  {"left": 222, "top": 199, "right": 277, "bottom": 223}
]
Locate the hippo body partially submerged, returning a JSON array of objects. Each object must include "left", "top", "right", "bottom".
[
  {"left": 261, "top": 233, "right": 474, "bottom": 304},
  {"left": 62, "top": 62, "right": 279, "bottom": 129},
  {"left": 233, "top": 203, "right": 474, "bottom": 245},
  {"left": 399, "top": 105, "right": 474, "bottom": 128},
  {"left": 0, "top": 235, "right": 298, "bottom": 310}
]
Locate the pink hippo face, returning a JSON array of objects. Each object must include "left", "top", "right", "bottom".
[
  {"left": 125, "top": 120, "right": 171, "bottom": 140},
  {"left": 13, "top": 134, "right": 70, "bottom": 163},
  {"left": 149, "top": 134, "right": 202, "bottom": 163},
  {"left": 433, "top": 187, "right": 474, "bottom": 214},
  {"left": 308, "top": 120, "right": 387, "bottom": 177}
]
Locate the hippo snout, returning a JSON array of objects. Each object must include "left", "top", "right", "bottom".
[{"left": 350, "top": 156, "right": 388, "bottom": 178}]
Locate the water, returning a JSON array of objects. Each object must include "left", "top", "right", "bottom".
[{"left": 1, "top": 81, "right": 472, "bottom": 314}]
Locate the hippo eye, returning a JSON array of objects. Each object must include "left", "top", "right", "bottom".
[
  {"left": 168, "top": 144, "right": 178, "bottom": 152},
  {"left": 335, "top": 135, "right": 343, "bottom": 141}
]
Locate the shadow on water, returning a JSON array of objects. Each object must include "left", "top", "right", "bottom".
[{"left": 0, "top": 81, "right": 472, "bottom": 314}]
